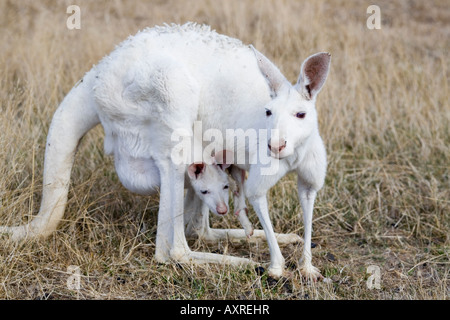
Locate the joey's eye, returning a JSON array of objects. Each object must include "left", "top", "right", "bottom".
[
  {"left": 223, "top": 185, "right": 229, "bottom": 190},
  {"left": 295, "top": 112, "right": 306, "bottom": 119},
  {"left": 201, "top": 190, "right": 208, "bottom": 195},
  {"left": 265, "top": 109, "right": 272, "bottom": 117}
]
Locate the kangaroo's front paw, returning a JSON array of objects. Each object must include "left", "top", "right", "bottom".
[
  {"left": 267, "top": 265, "right": 285, "bottom": 279},
  {"left": 299, "top": 263, "right": 323, "bottom": 282}
]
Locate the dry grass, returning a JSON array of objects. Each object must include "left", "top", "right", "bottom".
[{"left": 0, "top": 0, "right": 448, "bottom": 300}]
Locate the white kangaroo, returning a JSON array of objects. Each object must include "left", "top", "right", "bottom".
[
  {"left": 1, "top": 23, "right": 330, "bottom": 279},
  {"left": 189, "top": 164, "right": 302, "bottom": 244},
  {"left": 185, "top": 164, "right": 253, "bottom": 240},
  {"left": 186, "top": 164, "right": 254, "bottom": 241}
]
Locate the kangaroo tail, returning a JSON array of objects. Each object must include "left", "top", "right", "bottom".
[{"left": 0, "top": 74, "right": 100, "bottom": 241}]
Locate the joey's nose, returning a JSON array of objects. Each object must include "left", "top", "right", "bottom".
[
  {"left": 216, "top": 204, "right": 228, "bottom": 215},
  {"left": 268, "top": 139, "right": 287, "bottom": 153}
]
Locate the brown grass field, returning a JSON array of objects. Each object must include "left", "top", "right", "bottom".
[{"left": 0, "top": 0, "right": 448, "bottom": 300}]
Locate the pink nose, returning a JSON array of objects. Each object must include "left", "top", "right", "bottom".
[
  {"left": 216, "top": 205, "right": 228, "bottom": 215},
  {"left": 268, "top": 139, "right": 286, "bottom": 154}
]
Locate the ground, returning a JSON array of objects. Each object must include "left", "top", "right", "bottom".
[{"left": 0, "top": 0, "right": 448, "bottom": 299}]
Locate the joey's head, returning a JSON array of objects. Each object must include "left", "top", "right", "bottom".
[
  {"left": 187, "top": 151, "right": 233, "bottom": 216},
  {"left": 252, "top": 46, "right": 331, "bottom": 159}
]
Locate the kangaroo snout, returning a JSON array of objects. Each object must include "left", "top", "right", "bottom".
[
  {"left": 268, "top": 139, "right": 287, "bottom": 154},
  {"left": 216, "top": 204, "right": 228, "bottom": 215}
]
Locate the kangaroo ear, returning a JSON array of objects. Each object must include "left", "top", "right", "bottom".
[
  {"left": 250, "top": 45, "right": 287, "bottom": 98},
  {"left": 188, "top": 162, "right": 206, "bottom": 180},
  {"left": 296, "top": 52, "right": 331, "bottom": 100},
  {"left": 213, "top": 150, "right": 234, "bottom": 171}
]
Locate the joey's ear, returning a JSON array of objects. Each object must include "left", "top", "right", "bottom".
[
  {"left": 295, "top": 52, "right": 331, "bottom": 100},
  {"left": 230, "top": 165, "right": 246, "bottom": 184},
  {"left": 213, "top": 150, "right": 234, "bottom": 171},
  {"left": 250, "top": 45, "right": 288, "bottom": 98},
  {"left": 188, "top": 162, "right": 206, "bottom": 180}
]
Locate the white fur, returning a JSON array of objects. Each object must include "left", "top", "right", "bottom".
[{"left": 0, "top": 23, "right": 330, "bottom": 279}]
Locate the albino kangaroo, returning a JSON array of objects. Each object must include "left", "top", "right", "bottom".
[
  {"left": 186, "top": 164, "right": 255, "bottom": 241},
  {"left": 1, "top": 23, "right": 330, "bottom": 279}
]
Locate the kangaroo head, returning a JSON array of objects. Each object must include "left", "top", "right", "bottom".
[
  {"left": 187, "top": 150, "right": 233, "bottom": 216},
  {"left": 252, "top": 46, "right": 331, "bottom": 159}
]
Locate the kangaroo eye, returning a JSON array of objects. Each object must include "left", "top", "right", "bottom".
[
  {"left": 201, "top": 190, "right": 208, "bottom": 194},
  {"left": 295, "top": 112, "right": 306, "bottom": 119},
  {"left": 265, "top": 109, "right": 272, "bottom": 117},
  {"left": 223, "top": 185, "right": 229, "bottom": 190}
]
